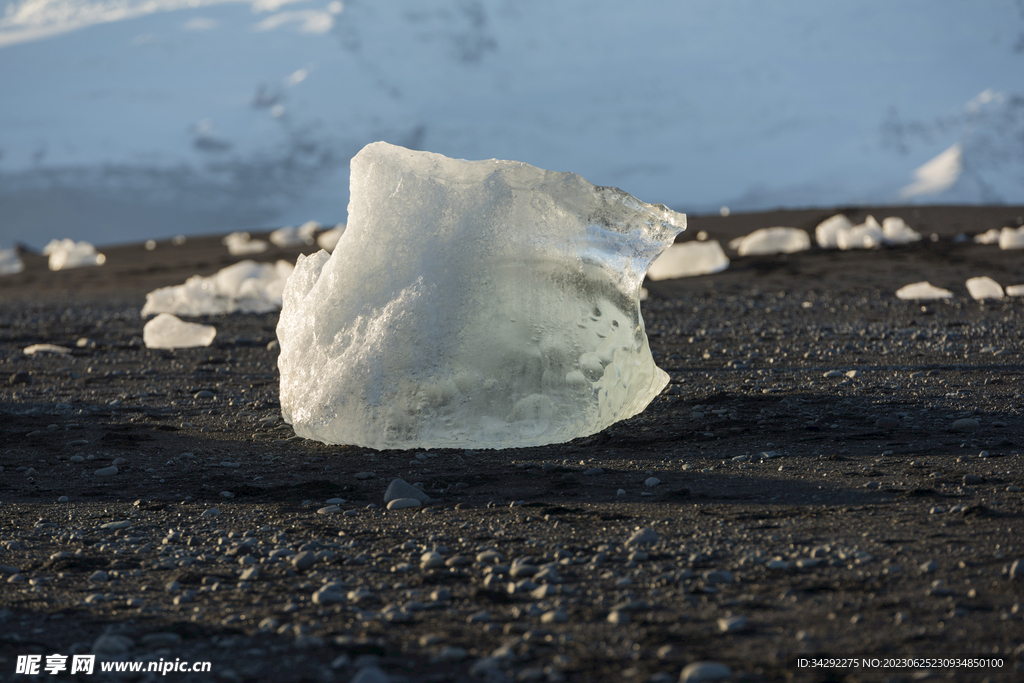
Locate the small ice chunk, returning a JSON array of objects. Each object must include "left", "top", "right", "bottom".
[
  {"left": 277, "top": 142, "right": 684, "bottom": 449},
  {"left": 731, "top": 227, "right": 810, "bottom": 256},
  {"left": 966, "top": 276, "right": 1003, "bottom": 300},
  {"left": 998, "top": 225, "right": 1024, "bottom": 249},
  {"left": 270, "top": 226, "right": 302, "bottom": 247},
  {"left": 43, "top": 239, "right": 106, "bottom": 270},
  {"left": 316, "top": 223, "right": 347, "bottom": 251},
  {"left": 881, "top": 217, "right": 922, "bottom": 244},
  {"left": 141, "top": 259, "right": 294, "bottom": 317},
  {"left": 647, "top": 241, "right": 728, "bottom": 280},
  {"left": 298, "top": 220, "right": 321, "bottom": 242},
  {"left": 837, "top": 215, "right": 885, "bottom": 250},
  {"left": 895, "top": 282, "right": 953, "bottom": 300},
  {"left": 974, "top": 228, "right": 1001, "bottom": 245},
  {"left": 222, "top": 231, "right": 268, "bottom": 255},
  {"left": 1006, "top": 284, "right": 1024, "bottom": 296},
  {"left": 24, "top": 343, "right": 73, "bottom": 355},
  {"left": 815, "top": 214, "right": 853, "bottom": 249},
  {"left": 0, "top": 246, "right": 24, "bottom": 275},
  {"left": 143, "top": 313, "right": 216, "bottom": 349}
]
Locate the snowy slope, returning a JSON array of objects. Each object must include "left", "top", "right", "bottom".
[{"left": 1, "top": 0, "right": 1023, "bottom": 248}]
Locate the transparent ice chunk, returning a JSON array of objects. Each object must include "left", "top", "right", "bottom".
[
  {"left": 729, "top": 227, "right": 810, "bottom": 256},
  {"left": 43, "top": 238, "right": 106, "bottom": 270},
  {"left": 646, "top": 241, "right": 727, "bottom": 280},
  {"left": 277, "top": 142, "right": 685, "bottom": 450},
  {"left": 895, "top": 281, "right": 953, "bottom": 300},
  {"left": 966, "top": 276, "right": 1003, "bottom": 300},
  {"left": 0, "top": 246, "right": 24, "bottom": 275},
  {"left": 143, "top": 313, "right": 216, "bottom": 349},
  {"left": 141, "top": 259, "right": 294, "bottom": 317}
]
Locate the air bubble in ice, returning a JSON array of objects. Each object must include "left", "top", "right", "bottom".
[{"left": 277, "top": 142, "right": 685, "bottom": 449}]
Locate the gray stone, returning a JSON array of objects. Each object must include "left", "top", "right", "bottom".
[
  {"left": 384, "top": 477, "right": 430, "bottom": 503},
  {"left": 717, "top": 615, "right": 747, "bottom": 632},
  {"left": 350, "top": 665, "right": 390, "bottom": 683},
  {"left": 875, "top": 416, "right": 899, "bottom": 430},
  {"left": 1009, "top": 559, "right": 1023, "bottom": 580},
  {"left": 679, "top": 661, "right": 732, "bottom": 682},
  {"left": 951, "top": 418, "right": 980, "bottom": 431},
  {"left": 94, "top": 466, "right": 118, "bottom": 477},
  {"left": 354, "top": 471, "right": 375, "bottom": 480},
  {"left": 625, "top": 527, "right": 660, "bottom": 547},
  {"left": 100, "top": 520, "right": 131, "bottom": 530},
  {"left": 88, "top": 570, "right": 109, "bottom": 582},
  {"left": 292, "top": 551, "right": 316, "bottom": 571},
  {"left": 387, "top": 498, "right": 422, "bottom": 510}
]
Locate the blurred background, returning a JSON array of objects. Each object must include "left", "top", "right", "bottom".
[{"left": 1, "top": 0, "right": 1022, "bottom": 249}]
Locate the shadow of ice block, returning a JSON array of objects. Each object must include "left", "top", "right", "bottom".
[{"left": 276, "top": 142, "right": 685, "bottom": 450}]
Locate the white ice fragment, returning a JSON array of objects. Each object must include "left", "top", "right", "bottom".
[
  {"left": 895, "top": 282, "right": 953, "bottom": 300},
  {"left": 814, "top": 214, "right": 853, "bottom": 249},
  {"left": 837, "top": 215, "right": 885, "bottom": 250},
  {"left": 0, "top": 246, "right": 24, "bottom": 275},
  {"left": 270, "top": 222, "right": 320, "bottom": 247},
  {"left": 24, "top": 343, "right": 73, "bottom": 355},
  {"left": 974, "top": 229, "right": 1001, "bottom": 245},
  {"left": 143, "top": 313, "right": 216, "bottom": 349},
  {"left": 881, "top": 217, "right": 922, "bottom": 244},
  {"left": 222, "top": 231, "right": 268, "bottom": 255},
  {"left": 732, "top": 227, "right": 810, "bottom": 256},
  {"left": 899, "top": 143, "right": 963, "bottom": 199},
  {"left": 277, "top": 142, "right": 684, "bottom": 450},
  {"left": 998, "top": 225, "right": 1024, "bottom": 249},
  {"left": 316, "top": 223, "right": 347, "bottom": 252},
  {"left": 647, "top": 241, "right": 728, "bottom": 280},
  {"left": 141, "top": 259, "right": 294, "bottom": 317},
  {"left": 43, "top": 239, "right": 106, "bottom": 270},
  {"left": 1006, "top": 284, "right": 1024, "bottom": 296},
  {"left": 965, "top": 276, "right": 1004, "bottom": 300}
]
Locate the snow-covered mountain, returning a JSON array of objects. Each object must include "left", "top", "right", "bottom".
[{"left": 1, "top": 0, "right": 1022, "bottom": 248}]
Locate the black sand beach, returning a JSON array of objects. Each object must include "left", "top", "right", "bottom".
[{"left": 1, "top": 205, "right": 1023, "bottom": 682}]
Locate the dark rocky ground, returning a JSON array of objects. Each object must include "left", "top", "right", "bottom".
[{"left": 1, "top": 205, "right": 1023, "bottom": 682}]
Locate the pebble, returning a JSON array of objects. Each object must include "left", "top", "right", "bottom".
[
  {"left": 1009, "top": 559, "right": 1023, "bottom": 581},
  {"left": 951, "top": 418, "right": 980, "bottom": 431},
  {"left": 717, "top": 615, "right": 747, "bottom": 632},
  {"left": 57, "top": 496, "right": 68, "bottom": 503},
  {"left": 354, "top": 471, "right": 375, "bottom": 479},
  {"left": 384, "top": 478, "right": 430, "bottom": 503},
  {"left": 240, "top": 567, "right": 260, "bottom": 581},
  {"left": 88, "top": 570, "right": 108, "bottom": 582},
  {"left": 386, "top": 498, "right": 421, "bottom": 510},
  {"left": 607, "top": 610, "right": 629, "bottom": 625},
  {"left": 201, "top": 508, "right": 220, "bottom": 517},
  {"left": 875, "top": 416, "right": 899, "bottom": 430},
  {"left": 625, "top": 527, "right": 660, "bottom": 547},
  {"left": 963, "top": 475, "right": 984, "bottom": 485},
  {"left": 325, "top": 497, "right": 346, "bottom": 504},
  {"left": 194, "top": 390, "right": 215, "bottom": 399},
  {"left": 476, "top": 550, "right": 503, "bottom": 564},
  {"left": 679, "top": 661, "right": 732, "bottom": 683},
  {"left": 317, "top": 506, "right": 342, "bottom": 515},
  {"left": 219, "top": 491, "right": 235, "bottom": 498},
  {"left": 94, "top": 466, "right": 118, "bottom": 477},
  {"left": 292, "top": 551, "right": 316, "bottom": 571},
  {"left": 467, "top": 611, "right": 492, "bottom": 624},
  {"left": 919, "top": 560, "right": 939, "bottom": 573},
  {"left": 583, "top": 467, "right": 604, "bottom": 475},
  {"left": 823, "top": 370, "right": 843, "bottom": 378},
  {"left": 644, "top": 477, "right": 661, "bottom": 487},
  {"left": 69, "top": 455, "right": 84, "bottom": 463},
  {"left": 100, "top": 520, "right": 130, "bottom": 530},
  {"left": 312, "top": 586, "right": 345, "bottom": 605},
  {"left": 616, "top": 489, "right": 626, "bottom": 497},
  {"left": 350, "top": 666, "right": 390, "bottom": 683},
  {"left": 420, "top": 552, "right": 445, "bottom": 569},
  {"left": 540, "top": 609, "right": 568, "bottom": 624},
  {"left": 845, "top": 370, "right": 862, "bottom": 378}
]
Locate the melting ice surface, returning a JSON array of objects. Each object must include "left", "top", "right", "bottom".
[
  {"left": 143, "top": 314, "right": 216, "bottom": 349},
  {"left": 277, "top": 142, "right": 685, "bottom": 450},
  {"left": 43, "top": 239, "right": 105, "bottom": 270},
  {"left": 316, "top": 224, "right": 347, "bottom": 252},
  {"left": 141, "top": 260, "right": 294, "bottom": 317},
  {"left": 646, "top": 241, "right": 728, "bottom": 280}
]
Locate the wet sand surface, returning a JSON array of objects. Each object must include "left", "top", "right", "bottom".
[{"left": 1, "top": 205, "right": 1023, "bottom": 682}]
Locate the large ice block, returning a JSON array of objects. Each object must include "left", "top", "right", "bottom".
[{"left": 277, "top": 142, "right": 685, "bottom": 450}]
